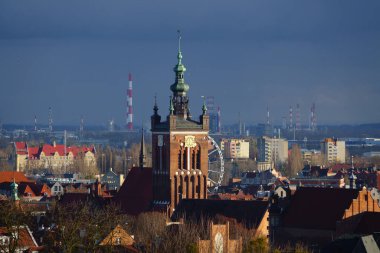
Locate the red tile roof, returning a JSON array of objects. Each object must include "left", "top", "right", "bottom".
[
  {"left": 0, "top": 171, "right": 31, "bottom": 183},
  {"left": 282, "top": 187, "right": 359, "bottom": 230},
  {"left": 18, "top": 184, "right": 36, "bottom": 197},
  {"left": 115, "top": 167, "right": 153, "bottom": 216},
  {"left": 15, "top": 142, "right": 95, "bottom": 158},
  {"left": 0, "top": 226, "right": 38, "bottom": 249},
  {"left": 14, "top": 142, "right": 28, "bottom": 155}
]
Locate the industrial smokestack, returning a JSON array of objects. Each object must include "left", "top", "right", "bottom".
[{"left": 126, "top": 73, "right": 133, "bottom": 130}]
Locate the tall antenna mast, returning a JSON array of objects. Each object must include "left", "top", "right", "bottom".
[
  {"left": 48, "top": 107, "right": 53, "bottom": 132},
  {"left": 238, "top": 112, "right": 242, "bottom": 136},
  {"left": 34, "top": 115, "right": 38, "bottom": 131},
  {"left": 80, "top": 115, "right": 84, "bottom": 132},
  {"left": 126, "top": 73, "right": 133, "bottom": 130},
  {"left": 79, "top": 115, "right": 84, "bottom": 139},
  {"left": 266, "top": 105, "right": 270, "bottom": 125},
  {"left": 310, "top": 103, "right": 316, "bottom": 131}
]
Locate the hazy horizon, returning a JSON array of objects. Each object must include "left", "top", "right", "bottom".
[{"left": 1, "top": 1, "right": 380, "bottom": 126}]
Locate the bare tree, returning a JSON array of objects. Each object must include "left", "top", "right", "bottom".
[
  {"left": 288, "top": 144, "right": 303, "bottom": 177},
  {"left": 44, "top": 201, "right": 126, "bottom": 253},
  {"left": 0, "top": 202, "right": 33, "bottom": 253}
]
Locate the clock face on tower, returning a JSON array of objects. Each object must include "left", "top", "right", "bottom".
[{"left": 184, "top": 135, "right": 197, "bottom": 148}]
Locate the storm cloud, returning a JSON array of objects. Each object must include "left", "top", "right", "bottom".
[{"left": 0, "top": 0, "right": 379, "bottom": 126}]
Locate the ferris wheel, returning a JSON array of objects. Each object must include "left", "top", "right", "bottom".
[{"left": 207, "top": 136, "right": 225, "bottom": 192}]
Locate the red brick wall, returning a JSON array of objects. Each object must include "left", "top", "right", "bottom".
[{"left": 344, "top": 188, "right": 380, "bottom": 219}]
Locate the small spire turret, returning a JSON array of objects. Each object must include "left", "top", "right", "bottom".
[
  {"left": 139, "top": 128, "right": 146, "bottom": 168},
  {"left": 10, "top": 177, "right": 19, "bottom": 201},
  {"left": 153, "top": 94, "right": 158, "bottom": 115},
  {"left": 201, "top": 96, "right": 207, "bottom": 115},
  {"left": 169, "top": 96, "right": 174, "bottom": 115}
]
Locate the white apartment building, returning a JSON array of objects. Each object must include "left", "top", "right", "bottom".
[
  {"left": 221, "top": 139, "right": 250, "bottom": 159},
  {"left": 257, "top": 136, "right": 288, "bottom": 165},
  {"left": 321, "top": 138, "right": 346, "bottom": 164}
]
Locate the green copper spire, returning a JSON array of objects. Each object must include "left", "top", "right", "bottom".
[
  {"left": 11, "top": 178, "right": 19, "bottom": 201},
  {"left": 170, "top": 30, "right": 189, "bottom": 95}
]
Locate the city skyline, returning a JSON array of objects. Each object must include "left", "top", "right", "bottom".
[{"left": 1, "top": 1, "right": 380, "bottom": 125}]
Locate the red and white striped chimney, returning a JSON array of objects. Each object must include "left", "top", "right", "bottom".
[{"left": 126, "top": 73, "right": 133, "bottom": 130}]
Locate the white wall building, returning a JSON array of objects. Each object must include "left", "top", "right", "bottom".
[
  {"left": 257, "top": 136, "right": 288, "bottom": 165},
  {"left": 321, "top": 138, "right": 346, "bottom": 164},
  {"left": 222, "top": 139, "right": 250, "bottom": 159}
]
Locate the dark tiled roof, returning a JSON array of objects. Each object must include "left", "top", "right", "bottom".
[
  {"left": 282, "top": 187, "right": 359, "bottom": 230},
  {"left": 322, "top": 237, "right": 362, "bottom": 253},
  {"left": 59, "top": 193, "right": 90, "bottom": 205},
  {"left": 115, "top": 167, "right": 153, "bottom": 216},
  {"left": 352, "top": 212, "right": 380, "bottom": 235},
  {"left": 173, "top": 199, "right": 269, "bottom": 229}
]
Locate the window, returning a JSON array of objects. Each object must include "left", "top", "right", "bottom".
[
  {"left": 0, "top": 236, "right": 10, "bottom": 245},
  {"left": 115, "top": 237, "right": 121, "bottom": 245}
]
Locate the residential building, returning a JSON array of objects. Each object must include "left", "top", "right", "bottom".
[
  {"left": 257, "top": 136, "right": 288, "bottom": 165},
  {"left": 14, "top": 141, "right": 96, "bottom": 172},
  {"left": 0, "top": 182, "right": 51, "bottom": 201},
  {"left": 101, "top": 168, "right": 124, "bottom": 191},
  {"left": 50, "top": 182, "right": 64, "bottom": 196},
  {"left": 99, "top": 224, "right": 136, "bottom": 252},
  {"left": 222, "top": 139, "right": 250, "bottom": 159},
  {"left": 301, "top": 149, "right": 322, "bottom": 165},
  {"left": 241, "top": 169, "right": 281, "bottom": 186},
  {"left": 269, "top": 187, "right": 380, "bottom": 249},
  {"left": 321, "top": 138, "right": 346, "bottom": 164},
  {"left": 198, "top": 222, "right": 242, "bottom": 253}
]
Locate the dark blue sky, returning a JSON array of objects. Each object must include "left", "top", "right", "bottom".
[{"left": 1, "top": 1, "right": 379, "bottom": 127}]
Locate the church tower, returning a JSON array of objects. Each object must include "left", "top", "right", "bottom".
[{"left": 151, "top": 34, "right": 209, "bottom": 214}]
